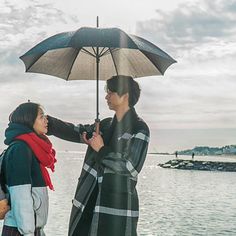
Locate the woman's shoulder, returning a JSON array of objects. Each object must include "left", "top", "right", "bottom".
[
  {"left": 9, "top": 140, "right": 30, "bottom": 149},
  {"left": 6, "top": 140, "right": 32, "bottom": 159}
]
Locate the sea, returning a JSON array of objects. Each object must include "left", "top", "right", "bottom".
[{"left": 1, "top": 152, "right": 236, "bottom": 236}]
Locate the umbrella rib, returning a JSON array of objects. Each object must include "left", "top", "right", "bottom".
[
  {"left": 25, "top": 52, "right": 47, "bottom": 72},
  {"left": 87, "top": 47, "right": 116, "bottom": 58},
  {"left": 125, "top": 34, "right": 167, "bottom": 75},
  {"left": 99, "top": 47, "right": 106, "bottom": 56},
  {"left": 65, "top": 49, "right": 80, "bottom": 81},
  {"left": 81, "top": 48, "right": 96, "bottom": 57},
  {"left": 109, "top": 48, "right": 119, "bottom": 75},
  {"left": 106, "top": 48, "right": 120, "bottom": 55},
  {"left": 92, "top": 47, "right": 97, "bottom": 57},
  {"left": 141, "top": 51, "right": 165, "bottom": 75},
  {"left": 100, "top": 48, "right": 113, "bottom": 57}
]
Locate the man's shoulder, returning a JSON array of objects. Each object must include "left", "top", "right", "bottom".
[
  {"left": 135, "top": 116, "right": 150, "bottom": 134},
  {"left": 100, "top": 117, "right": 113, "bottom": 133},
  {"left": 100, "top": 117, "right": 113, "bottom": 125}
]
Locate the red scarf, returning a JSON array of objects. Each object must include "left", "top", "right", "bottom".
[{"left": 15, "top": 133, "right": 57, "bottom": 190}]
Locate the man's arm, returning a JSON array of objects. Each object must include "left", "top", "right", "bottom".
[{"left": 47, "top": 115, "right": 96, "bottom": 143}]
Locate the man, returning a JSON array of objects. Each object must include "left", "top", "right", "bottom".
[{"left": 47, "top": 75, "right": 150, "bottom": 236}]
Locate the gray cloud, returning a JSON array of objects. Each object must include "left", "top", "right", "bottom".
[
  {"left": 1, "top": 0, "right": 236, "bottom": 152},
  {"left": 0, "top": 0, "right": 80, "bottom": 81},
  {"left": 136, "top": 0, "right": 236, "bottom": 53},
  {"left": 133, "top": 0, "right": 236, "bottom": 132},
  {"left": 136, "top": 73, "right": 236, "bottom": 129}
]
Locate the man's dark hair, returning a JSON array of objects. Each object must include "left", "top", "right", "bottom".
[
  {"left": 9, "top": 102, "right": 40, "bottom": 129},
  {"left": 106, "top": 75, "right": 141, "bottom": 106}
]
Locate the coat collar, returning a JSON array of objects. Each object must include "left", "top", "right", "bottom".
[
  {"left": 104, "top": 107, "right": 138, "bottom": 145},
  {"left": 115, "top": 107, "right": 138, "bottom": 135}
]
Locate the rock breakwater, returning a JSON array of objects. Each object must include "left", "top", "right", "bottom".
[{"left": 159, "top": 159, "right": 236, "bottom": 172}]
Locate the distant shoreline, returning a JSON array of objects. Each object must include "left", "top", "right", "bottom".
[
  {"left": 148, "top": 152, "right": 171, "bottom": 155},
  {"left": 148, "top": 152, "right": 236, "bottom": 157},
  {"left": 149, "top": 144, "right": 236, "bottom": 156}
]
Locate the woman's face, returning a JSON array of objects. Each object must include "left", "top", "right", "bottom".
[{"left": 33, "top": 108, "right": 48, "bottom": 135}]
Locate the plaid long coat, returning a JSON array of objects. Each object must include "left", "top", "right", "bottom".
[{"left": 48, "top": 108, "right": 150, "bottom": 236}]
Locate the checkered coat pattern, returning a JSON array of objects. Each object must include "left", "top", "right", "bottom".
[{"left": 48, "top": 108, "right": 150, "bottom": 236}]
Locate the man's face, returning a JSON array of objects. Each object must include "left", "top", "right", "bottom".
[{"left": 105, "top": 90, "right": 128, "bottom": 111}]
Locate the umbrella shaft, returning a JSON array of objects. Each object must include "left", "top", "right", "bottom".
[
  {"left": 95, "top": 48, "right": 100, "bottom": 133},
  {"left": 96, "top": 52, "right": 100, "bottom": 121}
]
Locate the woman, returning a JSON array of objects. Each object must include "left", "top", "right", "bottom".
[
  {"left": 47, "top": 75, "right": 150, "bottom": 236},
  {"left": 1, "top": 102, "right": 56, "bottom": 236}
]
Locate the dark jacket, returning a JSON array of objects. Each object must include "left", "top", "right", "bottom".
[
  {"left": 2, "top": 123, "right": 48, "bottom": 236},
  {"left": 47, "top": 108, "right": 150, "bottom": 236}
]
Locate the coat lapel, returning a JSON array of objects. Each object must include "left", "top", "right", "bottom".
[{"left": 105, "top": 108, "right": 138, "bottom": 151}]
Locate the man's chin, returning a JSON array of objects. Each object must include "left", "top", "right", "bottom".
[{"left": 107, "top": 104, "right": 113, "bottom": 110}]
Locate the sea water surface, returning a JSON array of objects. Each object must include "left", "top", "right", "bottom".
[{"left": 1, "top": 153, "right": 236, "bottom": 236}]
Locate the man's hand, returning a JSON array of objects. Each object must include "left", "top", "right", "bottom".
[{"left": 82, "top": 132, "right": 104, "bottom": 152}]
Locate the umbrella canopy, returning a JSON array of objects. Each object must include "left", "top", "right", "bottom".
[
  {"left": 20, "top": 26, "right": 176, "bottom": 126},
  {"left": 20, "top": 27, "right": 176, "bottom": 81}
]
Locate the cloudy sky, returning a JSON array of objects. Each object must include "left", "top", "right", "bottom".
[{"left": 0, "top": 0, "right": 235, "bottom": 152}]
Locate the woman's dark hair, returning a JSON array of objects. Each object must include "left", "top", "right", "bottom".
[
  {"left": 9, "top": 102, "right": 41, "bottom": 129},
  {"left": 106, "top": 75, "right": 141, "bottom": 106}
]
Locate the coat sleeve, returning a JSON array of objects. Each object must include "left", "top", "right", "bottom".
[
  {"left": 0, "top": 156, "right": 6, "bottom": 200},
  {"left": 97, "top": 124, "right": 150, "bottom": 177},
  {"left": 47, "top": 115, "right": 94, "bottom": 143},
  {"left": 7, "top": 144, "right": 35, "bottom": 236}
]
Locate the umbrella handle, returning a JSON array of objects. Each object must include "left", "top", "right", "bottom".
[{"left": 95, "top": 119, "right": 100, "bottom": 134}]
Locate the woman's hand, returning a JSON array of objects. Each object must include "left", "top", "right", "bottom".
[
  {"left": 82, "top": 132, "right": 104, "bottom": 152},
  {"left": 0, "top": 199, "right": 10, "bottom": 220}
]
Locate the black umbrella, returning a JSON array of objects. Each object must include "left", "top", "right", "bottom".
[{"left": 20, "top": 19, "right": 176, "bottom": 131}]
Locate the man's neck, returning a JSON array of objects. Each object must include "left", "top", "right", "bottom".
[{"left": 115, "top": 106, "right": 130, "bottom": 122}]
